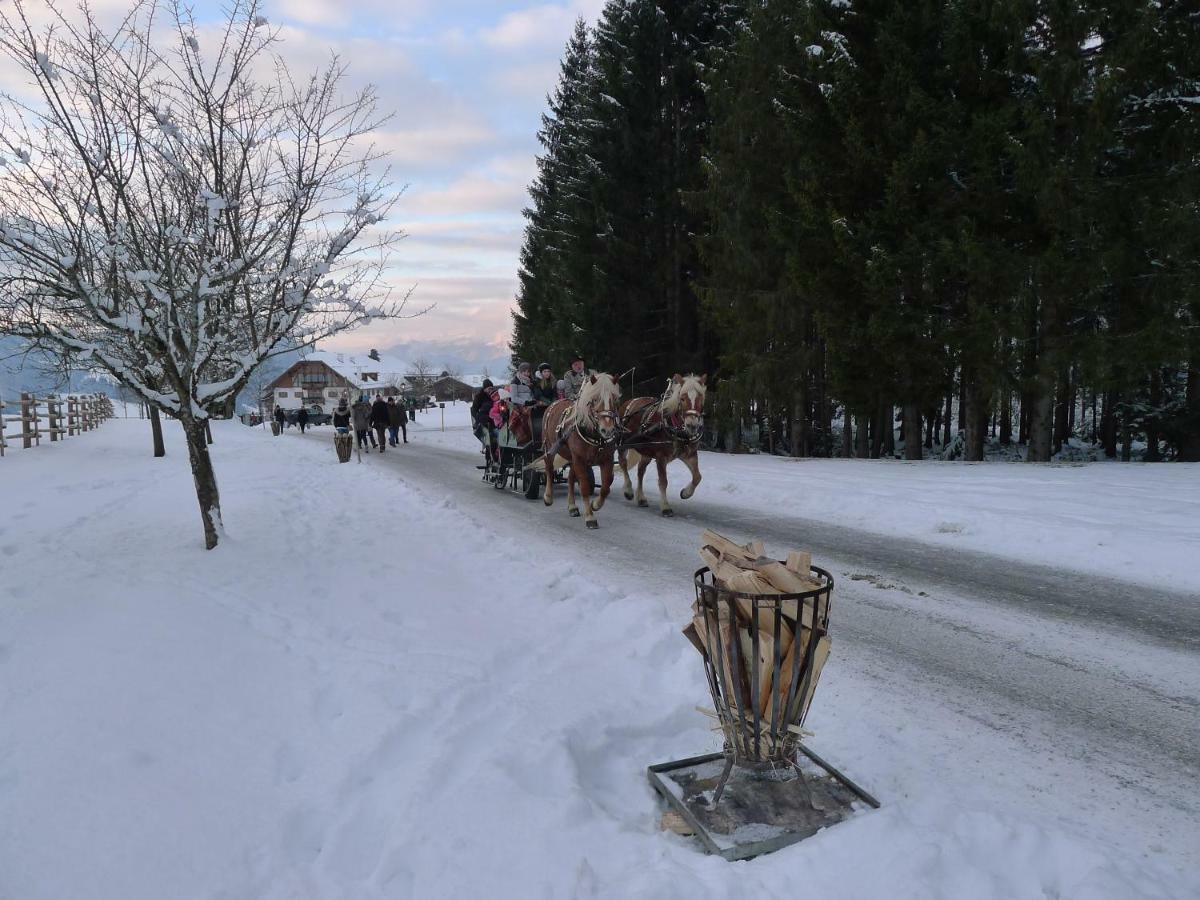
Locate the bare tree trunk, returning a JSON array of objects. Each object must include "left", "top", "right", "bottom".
[
  {"left": 942, "top": 386, "right": 952, "bottom": 446},
  {"left": 841, "top": 407, "right": 852, "bottom": 458},
  {"left": 855, "top": 411, "right": 869, "bottom": 458},
  {"left": 869, "top": 402, "right": 883, "bottom": 459},
  {"left": 903, "top": 403, "right": 922, "bottom": 460},
  {"left": 1101, "top": 390, "right": 1118, "bottom": 458},
  {"left": 1179, "top": 363, "right": 1200, "bottom": 461},
  {"left": 182, "top": 418, "right": 223, "bottom": 550},
  {"left": 1026, "top": 340, "right": 1057, "bottom": 463},
  {"left": 1053, "top": 367, "right": 1071, "bottom": 454},
  {"left": 1145, "top": 369, "right": 1162, "bottom": 462},
  {"left": 999, "top": 390, "right": 1012, "bottom": 446},
  {"left": 791, "top": 384, "right": 808, "bottom": 458},
  {"left": 964, "top": 375, "right": 986, "bottom": 462},
  {"left": 150, "top": 405, "right": 165, "bottom": 458},
  {"left": 205, "top": 419, "right": 214, "bottom": 445}
]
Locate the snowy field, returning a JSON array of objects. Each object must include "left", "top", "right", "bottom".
[{"left": 1, "top": 413, "right": 1197, "bottom": 899}]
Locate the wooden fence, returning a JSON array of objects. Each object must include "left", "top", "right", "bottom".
[{"left": 0, "top": 393, "right": 114, "bottom": 458}]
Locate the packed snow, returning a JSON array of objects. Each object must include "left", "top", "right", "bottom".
[{"left": 0, "top": 411, "right": 1196, "bottom": 899}]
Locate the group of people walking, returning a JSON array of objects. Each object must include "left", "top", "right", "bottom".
[
  {"left": 471, "top": 355, "right": 594, "bottom": 453},
  {"left": 332, "top": 394, "right": 409, "bottom": 452}
]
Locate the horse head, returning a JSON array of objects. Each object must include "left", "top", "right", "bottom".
[
  {"left": 665, "top": 373, "right": 707, "bottom": 440},
  {"left": 577, "top": 373, "right": 622, "bottom": 442}
]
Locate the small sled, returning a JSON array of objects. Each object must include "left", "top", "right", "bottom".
[{"left": 334, "top": 432, "right": 353, "bottom": 464}]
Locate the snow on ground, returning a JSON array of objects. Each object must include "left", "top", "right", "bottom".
[
  {"left": 0, "top": 416, "right": 1196, "bottom": 899},
  {"left": 424, "top": 402, "right": 1200, "bottom": 593}
]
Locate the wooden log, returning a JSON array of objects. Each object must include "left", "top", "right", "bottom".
[
  {"left": 786, "top": 635, "right": 831, "bottom": 725},
  {"left": 700, "top": 529, "right": 758, "bottom": 562},
  {"left": 681, "top": 621, "right": 707, "bottom": 659},
  {"left": 785, "top": 550, "right": 812, "bottom": 576}
]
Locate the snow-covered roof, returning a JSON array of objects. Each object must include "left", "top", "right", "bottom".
[{"left": 295, "top": 349, "right": 413, "bottom": 390}]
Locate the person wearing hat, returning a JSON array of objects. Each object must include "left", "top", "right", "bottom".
[
  {"left": 562, "top": 354, "right": 593, "bottom": 402},
  {"left": 509, "top": 362, "right": 535, "bottom": 408},
  {"left": 471, "top": 379, "right": 500, "bottom": 459},
  {"left": 532, "top": 362, "right": 557, "bottom": 407}
]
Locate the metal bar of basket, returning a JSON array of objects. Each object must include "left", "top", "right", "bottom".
[
  {"left": 781, "top": 598, "right": 805, "bottom": 738},
  {"left": 795, "top": 743, "right": 881, "bottom": 808},
  {"left": 750, "top": 598, "right": 761, "bottom": 759},
  {"left": 770, "top": 600, "right": 784, "bottom": 753},
  {"left": 726, "top": 595, "right": 752, "bottom": 758}
]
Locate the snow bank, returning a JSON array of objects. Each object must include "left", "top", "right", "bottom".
[{"left": 0, "top": 419, "right": 1194, "bottom": 898}]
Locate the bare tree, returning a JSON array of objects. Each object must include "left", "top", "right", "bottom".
[
  {"left": 409, "top": 356, "right": 433, "bottom": 390},
  {"left": 0, "top": 0, "right": 423, "bottom": 548},
  {"left": 441, "top": 362, "right": 462, "bottom": 380}
]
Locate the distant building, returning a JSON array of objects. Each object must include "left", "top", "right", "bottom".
[
  {"left": 263, "top": 349, "right": 413, "bottom": 414},
  {"left": 427, "top": 374, "right": 476, "bottom": 402}
]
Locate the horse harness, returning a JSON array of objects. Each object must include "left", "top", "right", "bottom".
[{"left": 622, "top": 385, "right": 704, "bottom": 448}]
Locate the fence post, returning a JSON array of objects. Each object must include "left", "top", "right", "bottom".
[
  {"left": 67, "top": 396, "right": 77, "bottom": 437},
  {"left": 20, "top": 393, "right": 41, "bottom": 449},
  {"left": 48, "top": 395, "right": 60, "bottom": 442},
  {"left": 84, "top": 395, "right": 93, "bottom": 432}
]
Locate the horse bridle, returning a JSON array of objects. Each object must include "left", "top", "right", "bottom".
[{"left": 575, "top": 396, "right": 621, "bottom": 447}]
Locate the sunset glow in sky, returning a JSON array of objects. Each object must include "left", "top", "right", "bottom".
[{"left": 200, "top": 0, "right": 605, "bottom": 359}]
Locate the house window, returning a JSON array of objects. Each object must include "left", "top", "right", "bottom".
[{"left": 302, "top": 373, "right": 328, "bottom": 385}]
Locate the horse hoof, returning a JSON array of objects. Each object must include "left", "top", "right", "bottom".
[
  {"left": 661, "top": 508, "right": 675, "bottom": 518},
  {"left": 680, "top": 489, "right": 694, "bottom": 500},
  {"left": 569, "top": 508, "right": 581, "bottom": 517},
  {"left": 623, "top": 490, "right": 634, "bottom": 501},
  {"left": 637, "top": 499, "right": 649, "bottom": 508},
  {"left": 586, "top": 520, "right": 599, "bottom": 530},
  {"left": 543, "top": 497, "right": 553, "bottom": 507}
]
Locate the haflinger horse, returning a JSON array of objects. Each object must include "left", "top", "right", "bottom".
[
  {"left": 618, "top": 373, "right": 707, "bottom": 517},
  {"left": 541, "top": 373, "right": 622, "bottom": 529}
]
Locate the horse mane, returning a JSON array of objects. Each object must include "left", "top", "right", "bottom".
[
  {"left": 573, "top": 373, "right": 621, "bottom": 428},
  {"left": 660, "top": 374, "right": 707, "bottom": 413}
]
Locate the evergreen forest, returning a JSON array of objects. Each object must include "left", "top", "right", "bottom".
[{"left": 510, "top": 0, "right": 1200, "bottom": 461}]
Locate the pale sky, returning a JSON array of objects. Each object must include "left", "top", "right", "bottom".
[{"left": 204, "top": 0, "right": 606, "bottom": 363}]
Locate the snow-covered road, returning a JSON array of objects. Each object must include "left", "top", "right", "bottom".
[{"left": 303, "top": 420, "right": 1200, "bottom": 878}]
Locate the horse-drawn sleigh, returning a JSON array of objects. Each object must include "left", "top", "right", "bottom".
[{"left": 476, "top": 371, "right": 708, "bottom": 529}]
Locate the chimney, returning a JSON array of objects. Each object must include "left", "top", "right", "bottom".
[{"left": 368, "top": 348, "right": 380, "bottom": 361}]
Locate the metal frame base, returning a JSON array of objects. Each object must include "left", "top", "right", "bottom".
[{"left": 647, "top": 746, "right": 879, "bottom": 861}]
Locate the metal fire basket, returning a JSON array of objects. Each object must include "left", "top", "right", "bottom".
[{"left": 694, "top": 564, "right": 834, "bottom": 798}]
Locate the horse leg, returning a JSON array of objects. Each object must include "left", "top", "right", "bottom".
[
  {"left": 620, "top": 448, "right": 639, "bottom": 501},
  {"left": 573, "top": 459, "right": 598, "bottom": 528},
  {"left": 680, "top": 449, "right": 702, "bottom": 500},
  {"left": 656, "top": 455, "right": 674, "bottom": 517},
  {"left": 567, "top": 465, "right": 581, "bottom": 517},
  {"left": 598, "top": 457, "right": 614, "bottom": 513},
  {"left": 636, "top": 456, "right": 651, "bottom": 507},
  {"left": 542, "top": 451, "right": 554, "bottom": 506}
]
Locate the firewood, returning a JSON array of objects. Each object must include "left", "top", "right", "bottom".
[
  {"left": 682, "top": 621, "right": 707, "bottom": 658},
  {"left": 700, "top": 529, "right": 758, "bottom": 562},
  {"left": 746, "top": 538, "right": 765, "bottom": 558},
  {"left": 699, "top": 546, "right": 723, "bottom": 573},
  {"left": 661, "top": 810, "right": 696, "bottom": 836},
  {"left": 718, "top": 603, "right": 753, "bottom": 717},
  {"left": 786, "top": 634, "right": 831, "bottom": 725},
  {"left": 760, "top": 626, "right": 824, "bottom": 719},
  {"left": 785, "top": 550, "right": 812, "bottom": 577},
  {"left": 740, "top": 558, "right": 821, "bottom": 595}
]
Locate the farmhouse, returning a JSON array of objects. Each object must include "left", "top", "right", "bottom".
[{"left": 264, "top": 350, "right": 412, "bottom": 415}]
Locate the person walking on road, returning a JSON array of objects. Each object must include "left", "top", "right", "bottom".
[
  {"left": 332, "top": 397, "right": 352, "bottom": 433},
  {"left": 370, "top": 394, "right": 390, "bottom": 453},
  {"left": 351, "top": 395, "right": 373, "bottom": 450},
  {"left": 273, "top": 404, "right": 286, "bottom": 431},
  {"left": 296, "top": 406, "right": 310, "bottom": 434},
  {"left": 386, "top": 397, "right": 404, "bottom": 446}
]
